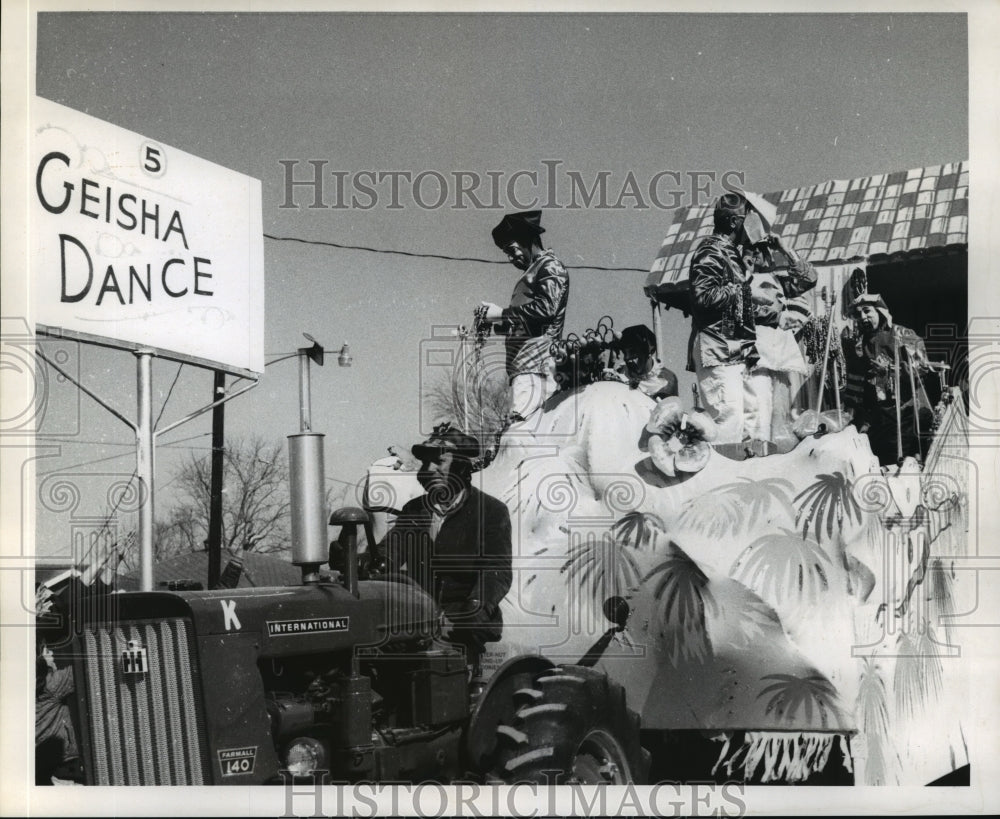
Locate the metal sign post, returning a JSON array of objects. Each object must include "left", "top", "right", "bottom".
[
  {"left": 37, "top": 345, "right": 260, "bottom": 591},
  {"left": 135, "top": 351, "right": 156, "bottom": 591}
]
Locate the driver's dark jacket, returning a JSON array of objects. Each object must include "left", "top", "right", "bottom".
[{"left": 379, "top": 486, "right": 512, "bottom": 641}]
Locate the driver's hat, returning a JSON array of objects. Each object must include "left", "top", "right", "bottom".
[{"left": 411, "top": 422, "right": 481, "bottom": 465}]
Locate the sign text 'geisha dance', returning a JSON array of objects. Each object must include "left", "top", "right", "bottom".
[{"left": 31, "top": 97, "right": 264, "bottom": 375}]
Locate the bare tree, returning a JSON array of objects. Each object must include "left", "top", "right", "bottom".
[
  {"left": 108, "top": 440, "right": 360, "bottom": 577},
  {"left": 106, "top": 522, "right": 188, "bottom": 574},
  {"left": 424, "top": 350, "right": 510, "bottom": 449},
  {"left": 157, "top": 435, "right": 293, "bottom": 557}
]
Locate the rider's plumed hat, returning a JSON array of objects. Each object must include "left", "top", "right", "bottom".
[
  {"left": 492, "top": 210, "right": 545, "bottom": 248},
  {"left": 851, "top": 292, "right": 893, "bottom": 327}
]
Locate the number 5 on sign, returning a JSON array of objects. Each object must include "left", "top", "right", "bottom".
[{"left": 140, "top": 140, "right": 166, "bottom": 177}]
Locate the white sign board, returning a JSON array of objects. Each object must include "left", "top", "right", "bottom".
[{"left": 30, "top": 97, "right": 264, "bottom": 375}]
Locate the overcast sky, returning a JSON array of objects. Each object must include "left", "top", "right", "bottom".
[{"left": 25, "top": 8, "right": 971, "bottom": 551}]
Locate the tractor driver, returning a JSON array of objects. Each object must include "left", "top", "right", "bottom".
[{"left": 377, "top": 424, "right": 512, "bottom": 668}]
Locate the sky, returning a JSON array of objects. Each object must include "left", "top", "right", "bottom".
[{"left": 21, "top": 7, "right": 972, "bottom": 554}]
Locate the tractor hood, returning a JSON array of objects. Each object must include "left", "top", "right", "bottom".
[{"left": 97, "top": 579, "right": 440, "bottom": 657}]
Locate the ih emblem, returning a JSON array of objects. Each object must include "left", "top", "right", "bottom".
[{"left": 121, "top": 640, "right": 148, "bottom": 675}]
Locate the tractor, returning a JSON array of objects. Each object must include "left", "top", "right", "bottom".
[{"left": 50, "top": 506, "right": 648, "bottom": 786}]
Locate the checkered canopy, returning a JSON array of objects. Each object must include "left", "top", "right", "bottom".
[{"left": 645, "top": 161, "right": 968, "bottom": 303}]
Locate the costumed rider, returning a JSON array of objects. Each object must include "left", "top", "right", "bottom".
[
  {"left": 604, "top": 324, "right": 679, "bottom": 401},
  {"left": 743, "top": 190, "right": 817, "bottom": 452},
  {"left": 687, "top": 190, "right": 815, "bottom": 449},
  {"left": 479, "top": 210, "right": 570, "bottom": 425},
  {"left": 376, "top": 423, "right": 512, "bottom": 670},
  {"left": 36, "top": 643, "right": 82, "bottom": 784},
  {"left": 841, "top": 293, "right": 933, "bottom": 467}
]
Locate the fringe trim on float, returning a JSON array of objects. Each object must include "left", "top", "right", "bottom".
[{"left": 711, "top": 732, "right": 853, "bottom": 783}]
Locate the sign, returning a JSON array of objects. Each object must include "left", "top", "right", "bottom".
[
  {"left": 266, "top": 617, "right": 349, "bottom": 636},
  {"left": 217, "top": 746, "right": 257, "bottom": 777},
  {"left": 30, "top": 97, "right": 264, "bottom": 375}
]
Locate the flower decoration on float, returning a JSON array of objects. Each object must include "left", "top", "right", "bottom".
[{"left": 645, "top": 396, "right": 719, "bottom": 477}]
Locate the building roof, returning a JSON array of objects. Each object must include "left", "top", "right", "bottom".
[
  {"left": 117, "top": 550, "right": 302, "bottom": 591},
  {"left": 646, "top": 161, "right": 968, "bottom": 297}
]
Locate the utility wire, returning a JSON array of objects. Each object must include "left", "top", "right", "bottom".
[
  {"left": 36, "top": 437, "right": 135, "bottom": 448},
  {"left": 35, "top": 432, "right": 211, "bottom": 449},
  {"left": 263, "top": 232, "right": 650, "bottom": 273},
  {"left": 36, "top": 433, "right": 213, "bottom": 474},
  {"left": 90, "top": 468, "right": 139, "bottom": 541},
  {"left": 37, "top": 449, "right": 136, "bottom": 475},
  {"left": 326, "top": 475, "right": 363, "bottom": 488},
  {"left": 160, "top": 432, "right": 213, "bottom": 448},
  {"left": 154, "top": 362, "right": 185, "bottom": 429}
]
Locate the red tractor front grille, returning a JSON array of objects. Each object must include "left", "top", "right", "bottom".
[{"left": 80, "top": 618, "right": 208, "bottom": 785}]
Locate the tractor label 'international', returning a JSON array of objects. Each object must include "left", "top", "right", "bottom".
[
  {"left": 218, "top": 746, "right": 257, "bottom": 777},
  {"left": 266, "top": 617, "right": 349, "bottom": 636}
]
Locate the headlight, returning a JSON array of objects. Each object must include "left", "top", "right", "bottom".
[{"left": 284, "top": 737, "right": 327, "bottom": 777}]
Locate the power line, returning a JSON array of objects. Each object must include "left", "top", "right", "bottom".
[
  {"left": 34, "top": 432, "right": 211, "bottom": 449},
  {"left": 35, "top": 433, "right": 213, "bottom": 476},
  {"left": 263, "top": 232, "right": 650, "bottom": 273},
  {"left": 154, "top": 361, "right": 185, "bottom": 429},
  {"left": 326, "top": 475, "right": 363, "bottom": 488},
  {"left": 160, "top": 432, "right": 212, "bottom": 448},
  {"left": 265, "top": 232, "right": 505, "bottom": 266},
  {"left": 36, "top": 437, "right": 134, "bottom": 448},
  {"left": 37, "top": 449, "right": 135, "bottom": 476},
  {"left": 91, "top": 468, "right": 138, "bottom": 541}
]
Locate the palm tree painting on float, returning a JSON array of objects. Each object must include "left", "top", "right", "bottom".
[
  {"left": 611, "top": 510, "right": 666, "bottom": 550},
  {"left": 730, "top": 529, "right": 832, "bottom": 607},
  {"left": 757, "top": 672, "right": 841, "bottom": 728},
  {"left": 677, "top": 477, "right": 797, "bottom": 537},
  {"left": 794, "top": 471, "right": 863, "bottom": 544},
  {"left": 560, "top": 530, "right": 643, "bottom": 604},
  {"left": 642, "top": 541, "right": 717, "bottom": 666}
]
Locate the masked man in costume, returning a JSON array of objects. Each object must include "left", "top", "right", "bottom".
[
  {"left": 748, "top": 249, "right": 817, "bottom": 452},
  {"left": 841, "top": 293, "right": 933, "bottom": 466},
  {"left": 377, "top": 424, "right": 512, "bottom": 667},
  {"left": 688, "top": 191, "right": 815, "bottom": 448},
  {"left": 604, "top": 324, "right": 679, "bottom": 401},
  {"left": 35, "top": 645, "right": 82, "bottom": 784},
  {"left": 480, "top": 211, "right": 569, "bottom": 424}
]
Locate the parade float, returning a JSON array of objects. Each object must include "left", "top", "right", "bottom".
[
  {"left": 38, "top": 156, "right": 972, "bottom": 787},
  {"left": 366, "top": 161, "right": 972, "bottom": 785}
]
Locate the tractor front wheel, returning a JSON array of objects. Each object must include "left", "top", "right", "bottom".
[{"left": 490, "top": 665, "right": 648, "bottom": 784}]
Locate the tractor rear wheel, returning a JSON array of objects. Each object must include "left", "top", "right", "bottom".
[{"left": 490, "top": 665, "right": 648, "bottom": 784}]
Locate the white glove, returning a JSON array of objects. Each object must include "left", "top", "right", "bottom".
[{"left": 480, "top": 302, "right": 504, "bottom": 322}]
